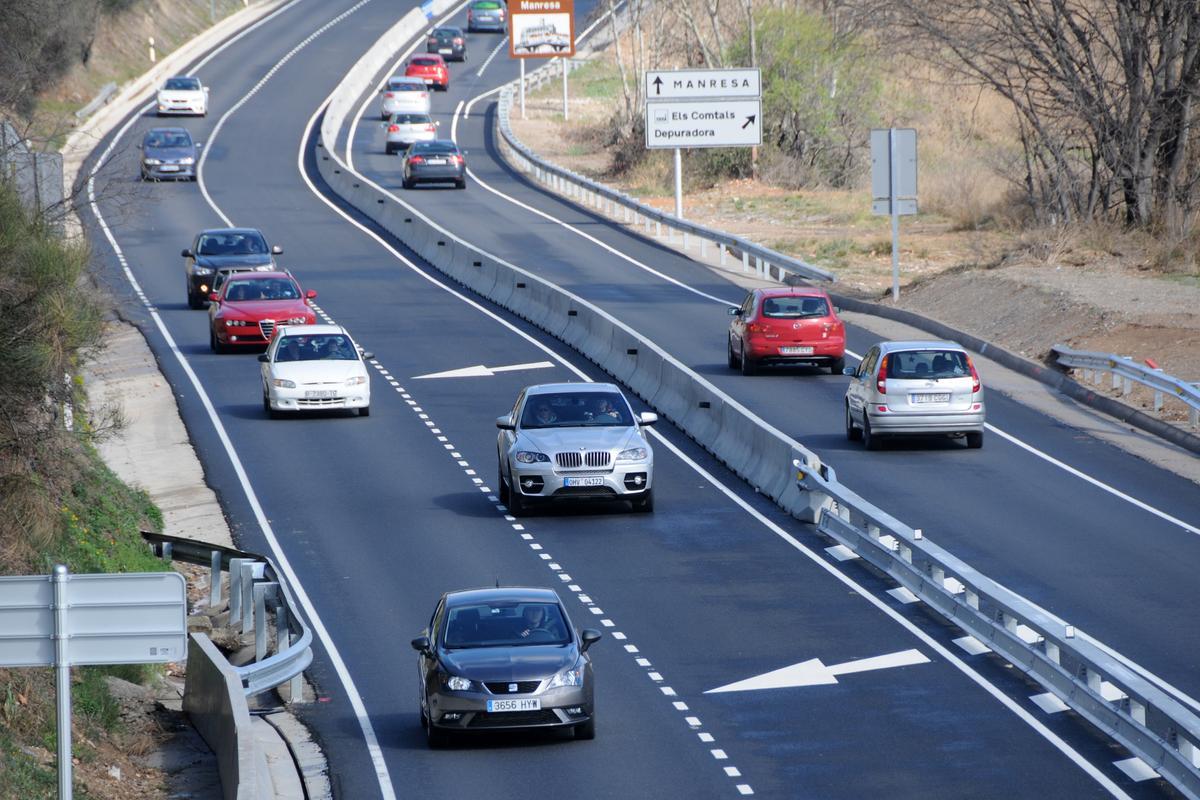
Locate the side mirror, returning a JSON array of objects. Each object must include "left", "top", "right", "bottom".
[
  {"left": 208, "top": 292, "right": 219, "bottom": 302},
  {"left": 257, "top": 354, "right": 269, "bottom": 363},
  {"left": 580, "top": 629, "right": 602, "bottom": 652},
  {"left": 306, "top": 289, "right": 318, "bottom": 300},
  {"left": 136, "top": 143, "right": 143, "bottom": 149},
  {"left": 410, "top": 635, "right": 431, "bottom": 653},
  {"left": 834, "top": 306, "right": 841, "bottom": 314},
  {"left": 496, "top": 415, "right": 514, "bottom": 430},
  {"left": 727, "top": 307, "right": 740, "bottom": 316},
  {"left": 203, "top": 86, "right": 210, "bottom": 93},
  {"left": 842, "top": 367, "right": 856, "bottom": 376},
  {"left": 272, "top": 245, "right": 283, "bottom": 255},
  {"left": 195, "top": 141, "right": 204, "bottom": 149},
  {"left": 435, "top": 120, "right": 441, "bottom": 127},
  {"left": 638, "top": 412, "right": 658, "bottom": 426},
  {"left": 181, "top": 248, "right": 193, "bottom": 258},
  {"left": 361, "top": 351, "right": 374, "bottom": 360}
]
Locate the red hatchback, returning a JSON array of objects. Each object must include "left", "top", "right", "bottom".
[
  {"left": 727, "top": 288, "right": 846, "bottom": 375},
  {"left": 405, "top": 54, "right": 449, "bottom": 92},
  {"left": 208, "top": 271, "right": 317, "bottom": 353}
]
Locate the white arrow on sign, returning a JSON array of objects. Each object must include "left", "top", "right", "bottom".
[
  {"left": 705, "top": 649, "right": 930, "bottom": 693},
  {"left": 413, "top": 361, "right": 556, "bottom": 380}
]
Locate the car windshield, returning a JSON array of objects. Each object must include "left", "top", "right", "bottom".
[
  {"left": 223, "top": 278, "right": 299, "bottom": 302},
  {"left": 145, "top": 131, "right": 192, "bottom": 148},
  {"left": 444, "top": 602, "right": 570, "bottom": 648},
  {"left": 197, "top": 232, "right": 267, "bottom": 256},
  {"left": 761, "top": 296, "right": 828, "bottom": 318},
  {"left": 521, "top": 392, "right": 632, "bottom": 428},
  {"left": 164, "top": 77, "right": 200, "bottom": 91},
  {"left": 274, "top": 334, "right": 357, "bottom": 362},
  {"left": 886, "top": 349, "right": 970, "bottom": 380}
]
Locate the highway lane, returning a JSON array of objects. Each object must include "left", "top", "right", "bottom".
[
  {"left": 340, "top": 40, "right": 1200, "bottom": 705},
  {"left": 76, "top": 1, "right": 1181, "bottom": 797}
]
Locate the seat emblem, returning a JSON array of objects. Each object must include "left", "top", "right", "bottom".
[{"left": 508, "top": 683, "right": 518, "bottom": 693}]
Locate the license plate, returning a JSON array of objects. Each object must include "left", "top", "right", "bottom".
[
  {"left": 779, "top": 346, "right": 814, "bottom": 355},
  {"left": 160, "top": 165, "right": 180, "bottom": 172},
  {"left": 564, "top": 476, "right": 604, "bottom": 487},
  {"left": 422, "top": 77, "right": 434, "bottom": 83},
  {"left": 439, "top": 48, "right": 453, "bottom": 53},
  {"left": 305, "top": 390, "right": 337, "bottom": 399},
  {"left": 911, "top": 393, "right": 950, "bottom": 404},
  {"left": 487, "top": 698, "right": 541, "bottom": 712},
  {"left": 426, "top": 158, "right": 447, "bottom": 165}
]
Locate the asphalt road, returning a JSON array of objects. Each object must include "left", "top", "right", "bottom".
[{"left": 77, "top": 0, "right": 1197, "bottom": 797}]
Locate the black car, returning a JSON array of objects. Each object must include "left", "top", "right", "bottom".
[
  {"left": 402, "top": 139, "right": 467, "bottom": 190},
  {"left": 181, "top": 228, "right": 282, "bottom": 309},
  {"left": 426, "top": 26, "right": 467, "bottom": 61},
  {"left": 411, "top": 587, "right": 600, "bottom": 747},
  {"left": 139, "top": 127, "right": 199, "bottom": 181}
]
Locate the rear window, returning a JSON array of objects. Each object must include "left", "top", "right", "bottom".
[
  {"left": 472, "top": 1, "right": 501, "bottom": 8},
  {"left": 760, "top": 296, "right": 828, "bottom": 318},
  {"left": 412, "top": 141, "right": 457, "bottom": 154},
  {"left": 411, "top": 57, "right": 439, "bottom": 66},
  {"left": 392, "top": 114, "right": 432, "bottom": 124},
  {"left": 886, "top": 350, "right": 970, "bottom": 379}
]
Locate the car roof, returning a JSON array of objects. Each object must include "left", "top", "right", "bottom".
[
  {"left": 877, "top": 340, "right": 966, "bottom": 353},
  {"left": 444, "top": 587, "right": 562, "bottom": 607},
  {"left": 523, "top": 382, "right": 621, "bottom": 396},
  {"left": 433, "top": 25, "right": 462, "bottom": 32},
  {"left": 274, "top": 323, "right": 345, "bottom": 337},
  {"left": 198, "top": 227, "right": 264, "bottom": 236}
]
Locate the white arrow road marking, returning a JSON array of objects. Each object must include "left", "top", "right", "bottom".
[
  {"left": 706, "top": 649, "right": 931, "bottom": 693},
  {"left": 413, "top": 360, "right": 555, "bottom": 379}
]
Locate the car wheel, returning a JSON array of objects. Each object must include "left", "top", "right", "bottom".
[
  {"left": 381, "top": 112, "right": 390, "bottom": 121},
  {"left": 965, "top": 430, "right": 984, "bottom": 449},
  {"left": 426, "top": 719, "right": 451, "bottom": 749},
  {"left": 574, "top": 714, "right": 595, "bottom": 740},
  {"left": 498, "top": 463, "right": 510, "bottom": 505},
  {"left": 402, "top": 177, "right": 414, "bottom": 190},
  {"left": 632, "top": 488, "right": 654, "bottom": 513},
  {"left": 262, "top": 393, "right": 270, "bottom": 415},
  {"left": 845, "top": 403, "right": 862, "bottom": 442},
  {"left": 385, "top": 143, "right": 394, "bottom": 155},
  {"left": 726, "top": 337, "right": 739, "bottom": 369},
  {"left": 507, "top": 484, "right": 527, "bottom": 517},
  {"left": 739, "top": 346, "right": 757, "bottom": 376},
  {"left": 187, "top": 291, "right": 204, "bottom": 310},
  {"left": 455, "top": 178, "right": 466, "bottom": 189},
  {"left": 358, "top": 405, "right": 370, "bottom": 417},
  {"left": 862, "top": 415, "right": 881, "bottom": 450},
  {"left": 830, "top": 356, "right": 845, "bottom": 375},
  {"left": 209, "top": 330, "right": 224, "bottom": 354}
]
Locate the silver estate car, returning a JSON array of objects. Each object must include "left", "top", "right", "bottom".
[
  {"left": 497, "top": 383, "right": 656, "bottom": 515},
  {"left": 411, "top": 587, "right": 601, "bottom": 747},
  {"left": 844, "top": 340, "right": 986, "bottom": 449}
]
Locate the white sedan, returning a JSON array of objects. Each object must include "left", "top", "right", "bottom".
[
  {"left": 258, "top": 324, "right": 372, "bottom": 418},
  {"left": 156, "top": 75, "right": 208, "bottom": 116}
]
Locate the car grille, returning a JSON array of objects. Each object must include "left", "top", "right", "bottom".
[
  {"left": 484, "top": 680, "right": 541, "bottom": 694},
  {"left": 468, "top": 710, "right": 560, "bottom": 728},
  {"left": 555, "top": 451, "right": 611, "bottom": 469},
  {"left": 259, "top": 319, "right": 276, "bottom": 339},
  {"left": 296, "top": 397, "right": 345, "bottom": 407}
]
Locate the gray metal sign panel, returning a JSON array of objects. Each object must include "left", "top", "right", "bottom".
[
  {"left": 871, "top": 128, "right": 918, "bottom": 215},
  {"left": 645, "top": 68, "right": 761, "bottom": 100},
  {"left": 0, "top": 572, "right": 186, "bottom": 667},
  {"left": 645, "top": 99, "right": 762, "bottom": 149}
]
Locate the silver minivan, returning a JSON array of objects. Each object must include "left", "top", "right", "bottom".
[{"left": 844, "top": 340, "right": 985, "bottom": 449}]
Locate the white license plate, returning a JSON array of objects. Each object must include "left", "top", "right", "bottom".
[
  {"left": 422, "top": 77, "right": 435, "bottom": 83},
  {"left": 426, "top": 158, "right": 447, "bottom": 165},
  {"left": 911, "top": 393, "right": 950, "bottom": 404},
  {"left": 159, "top": 165, "right": 181, "bottom": 172},
  {"left": 305, "top": 390, "right": 337, "bottom": 399},
  {"left": 439, "top": 48, "right": 453, "bottom": 53},
  {"left": 487, "top": 698, "right": 541, "bottom": 712},
  {"left": 779, "top": 346, "right": 814, "bottom": 355},
  {"left": 564, "top": 476, "right": 605, "bottom": 487}
]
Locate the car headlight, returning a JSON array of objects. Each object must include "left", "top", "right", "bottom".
[
  {"left": 514, "top": 451, "right": 550, "bottom": 464},
  {"left": 179, "top": 157, "right": 195, "bottom": 165},
  {"left": 442, "top": 674, "right": 472, "bottom": 692},
  {"left": 345, "top": 376, "right": 367, "bottom": 386},
  {"left": 193, "top": 267, "right": 213, "bottom": 275},
  {"left": 272, "top": 378, "right": 296, "bottom": 389},
  {"left": 254, "top": 264, "right": 274, "bottom": 271},
  {"left": 549, "top": 660, "right": 584, "bottom": 688},
  {"left": 286, "top": 316, "right": 309, "bottom": 324},
  {"left": 143, "top": 158, "right": 161, "bottom": 165},
  {"left": 617, "top": 447, "right": 648, "bottom": 461},
  {"left": 225, "top": 319, "right": 251, "bottom": 327}
]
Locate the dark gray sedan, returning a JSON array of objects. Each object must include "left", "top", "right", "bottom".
[
  {"left": 426, "top": 26, "right": 467, "bottom": 61},
  {"left": 139, "top": 127, "right": 199, "bottom": 181},
  {"left": 411, "top": 587, "right": 601, "bottom": 747},
  {"left": 401, "top": 139, "right": 466, "bottom": 189},
  {"left": 182, "top": 228, "right": 282, "bottom": 308}
]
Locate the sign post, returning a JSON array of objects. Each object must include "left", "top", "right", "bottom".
[
  {"left": 644, "top": 68, "right": 762, "bottom": 219},
  {"left": 0, "top": 566, "right": 187, "bottom": 799},
  {"left": 870, "top": 128, "right": 918, "bottom": 301}
]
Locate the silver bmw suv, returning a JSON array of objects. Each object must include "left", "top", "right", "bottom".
[{"left": 497, "top": 383, "right": 656, "bottom": 515}]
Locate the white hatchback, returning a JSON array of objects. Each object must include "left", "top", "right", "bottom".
[
  {"left": 383, "top": 113, "right": 439, "bottom": 154},
  {"left": 258, "top": 324, "right": 373, "bottom": 418},
  {"left": 156, "top": 75, "right": 208, "bottom": 116},
  {"left": 379, "top": 76, "right": 431, "bottom": 119}
]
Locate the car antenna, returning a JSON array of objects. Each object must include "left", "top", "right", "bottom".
[{"left": 495, "top": 577, "right": 501, "bottom": 588}]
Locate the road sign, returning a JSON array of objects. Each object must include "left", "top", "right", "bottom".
[
  {"left": 645, "top": 68, "right": 761, "bottom": 100},
  {"left": 509, "top": 0, "right": 575, "bottom": 58},
  {"left": 645, "top": 98, "right": 762, "bottom": 149},
  {"left": 871, "top": 128, "right": 918, "bottom": 216}
]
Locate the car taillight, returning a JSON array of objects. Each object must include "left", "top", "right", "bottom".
[
  {"left": 453, "top": 37, "right": 463, "bottom": 44},
  {"left": 876, "top": 355, "right": 888, "bottom": 394},
  {"left": 409, "top": 156, "right": 425, "bottom": 164},
  {"left": 453, "top": 154, "right": 464, "bottom": 164},
  {"left": 420, "top": 92, "right": 429, "bottom": 99},
  {"left": 384, "top": 92, "right": 394, "bottom": 98},
  {"left": 426, "top": 124, "right": 437, "bottom": 132},
  {"left": 747, "top": 323, "right": 767, "bottom": 334},
  {"left": 388, "top": 125, "right": 399, "bottom": 132},
  {"left": 967, "top": 356, "right": 981, "bottom": 393}
]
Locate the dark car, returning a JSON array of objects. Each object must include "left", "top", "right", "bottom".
[
  {"left": 426, "top": 26, "right": 467, "bottom": 61},
  {"left": 182, "top": 228, "right": 283, "bottom": 309},
  {"left": 139, "top": 127, "right": 199, "bottom": 181},
  {"left": 467, "top": 0, "right": 506, "bottom": 32},
  {"left": 411, "top": 587, "right": 601, "bottom": 747},
  {"left": 402, "top": 139, "right": 466, "bottom": 189}
]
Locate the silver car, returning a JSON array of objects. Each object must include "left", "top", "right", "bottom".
[
  {"left": 382, "top": 112, "right": 439, "bottom": 154},
  {"left": 411, "top": 587, "right": 601, "bottom": 747},
  {"left": 378, "top": 75, "right": 432, "bottom": 119},
  {"left": 844, "top": 340, "right": 986, "bottom": 449},
  {"left": 497, "top": 383, "right": 656, "bottom": 515}
]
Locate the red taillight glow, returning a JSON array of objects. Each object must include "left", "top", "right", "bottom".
[
  {"left": 453, "top": 37, "right": 463, "bottom": 44},
  {"left": 453, "top": 154, "right": 464, "bottom": 164},
  {"left": 967, "top": 356, "right": 981, "bottom": 393},
  {"left": 420, "top": 92, "right": 429, "bottom": 99},
  {"left": 388, "top": 125, "right": 399, "bottom": 132},
  {"left": 747, "top": 323, "right": 768, "bottom": 335},
  {"left": 409, "top": 156, "right": 426, "bottom": 164},
  {"left": 426, "top": 124, "right": 437, "bottom": 132},
  {"left": 384, "top": 92, "right": 394, "bottom": 98},
  {"left": 876, "top": 354, "right": 888, "bottom": 394}
]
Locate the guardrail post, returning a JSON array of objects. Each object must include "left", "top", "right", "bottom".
[
  {"left": 1122, "top": 376, "right": 1132, "bottom": 395},
  {"left": 742, "top": 251, "right": 749, "bottom": 272},
  {"left": 240, "top": 562, "right": 255, "bottom": 634},
  {"left": 254, "top": 583, "right": 278, "bottom": 663},
  {"left": 700, "top": 238, "right": 707, "bottom": 258},
  {"left": 1154, "top": 390, "right": 1163, "bottom": 412},
  {"left": 162, "top": 542, "right": 173, "bottom": 562},
  {"left": 1084, "top": 666, "right": 1102, "bottom": 695},
  {"left": 964, "top": 589, "right": 979, "bottom": 610},
  {"left": 210, "top": 550, "right": 222, "bottom": 608},
  {"left": 720, "top": 244, "right": 727, "bottom": 266},
  {"left": 655, "top": 220, "right": 661, "bottom": 237},
  {"left": 683, "top": 231, "right": 689, "bottom": 250},
  {"left": 1045, "top": 640, "right": 1060, "bottom": 665},
  {"left": 1112, "top": 371, "right": 1120, "bottom": 390},
  {"left": 1180, "top": 737, "right": 1198, "bottom": 768},
  {"left": 228, "top": 557, "right": 251, "bottom": 621}
]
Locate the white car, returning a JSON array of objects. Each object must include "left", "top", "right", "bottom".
[
  {"left": 156, "top": 76, "right": 209, "bottom": 116},
  {"left": 383, "top": 113, "right": 439, "bottom": 154},
  {"left": 258, "top": 324, "right": 372, "bottom": 418},
  {"left": 379, "top": 75, "right": 431, "bottom": 119}
]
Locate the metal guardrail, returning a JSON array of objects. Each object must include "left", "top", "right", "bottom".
[
  {"left": 142, "top": 532, "right": 313, "bottom": 696},
  {"left": 75, "top": 82, "right": 119, "bottom": 120},
  {"left": 498, "top": 64, "right": 835, "bottom": 286},
  {"left": 1052, "top": 344, "right": 1200, "bottom": 428}
]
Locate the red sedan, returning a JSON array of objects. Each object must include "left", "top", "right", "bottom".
[
  {"left": 208, "top": 271, "right": 317, "bottom": 353},
  {"left": 405, "top": 54, "right": 449, "bottom": 92},
  {"left": 727, "top": 287, "right": 846, "bottom": 375}
]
